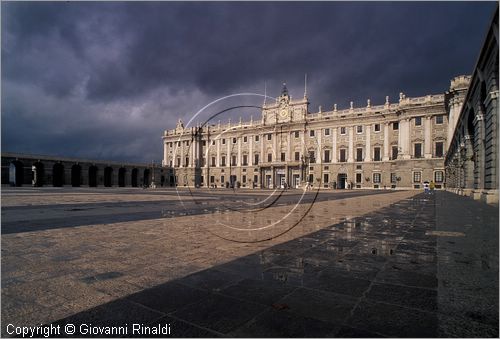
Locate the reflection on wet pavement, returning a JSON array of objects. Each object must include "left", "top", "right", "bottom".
[{"left": 2, "top": 189, "right": 498, "bottom": 338}]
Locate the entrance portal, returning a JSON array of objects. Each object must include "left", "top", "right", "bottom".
[{"left": 337, "top": 173, "right": 347, "bottom": 189}]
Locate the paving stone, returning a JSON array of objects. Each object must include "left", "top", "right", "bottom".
[
  {"left": 278, "top": 287, "right": 357, "bottom": 324},
  {"left": 230, "top": 309, "right": 339, "bottom": 337},
  {"left": 219, "top": 278, "right": 296, "bottom": 306},
  {"left": 303, "top": 269, "right": 372, "bottom": 297},
  {"left": 126, "top": 282, "right": 211, "bottom": 314},
  {"left": 176, "top": 268, "right": 244, "bottom": 292},
  {"left": 366, "top": 282, "right": 438, "bottom": 312},
  {"left": 346, "top": 299, "right": 439, "bottom": 337},
  {"left": 171, "top": 293, "right": 267, "bottom": 334}
]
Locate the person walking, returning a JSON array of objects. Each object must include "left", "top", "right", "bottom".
[
  {"left": 423, "top": 181, "right": 430, "bottom": 194},
  {"left": 429, "top": 180, "right": 435, "bottom": 194}
]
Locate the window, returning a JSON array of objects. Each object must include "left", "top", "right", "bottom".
[
  {"left": 176, "top": 157, "right": 181, "bottom": 167},
  {"left": 281, "top": 152, "right": 286, "bottom": 162},
  {"left": 295, "top": 152, "right": 300, "bottom": 161},
  {"left": 373, "top": 173, "right": 381, "bottom": 183},
  {"left": 255, "top": 135, "right": 260, "bottom": 142},
  {"left": 243, "top": 154, "right": 248, "bottom": 166},
  {"left": 357, "top": 125, "right": 363, "bottom": 134},
  {"left": 308, "top": 174, "right": 314, "bottom": 183},
  {"left": 435, "top": 171, "right": 444, "bottom": 183},
  {"left": 210, "top": 176, "right": 215, "bottom": 183},
  {"left": 413, "top": 171, "right": 422, "bottom": 183},
  {"left": 202, "top": 140, "right": 206, "bottom": 146},
  {"left": 374, "top": 147, "right": 381, "bottom": 161},
  {"left": 391, "top": 173, "right": 397, "bottom": 183},
  {"left": 310, "top": 130, "right": 315, "bottom": 137},
  {"left": 324, "top": 128, "right": 330, "bottom": 136},
  {"left": 324, "top": 150, "right": 331, "bottom": 163},
  {"left": 393, "top": 122, "right": 399, "bottom": 130},
  {"left": 211, "top": 157, "right": 216, "bottom": 167},
  {"left": 222, "top": 138, "right": 226, "bottom": 145},
  {"left": 169, "top": 160, "right": 172, "bottom": 167},
  {"left": 415, "top": 117, "right": 422, "bottom": 126},
  {"left": 309, "top": 150, "right": 316, "bottom": 163},
  {"left": 243, "top": 136, "right": 247, "bottom": 143},
  {"left": 267, "top": 134, "right": 272, "bottom": 141},
  {"left": 221, "top": 175, "right": 225, "bottom": 183},
  {"left": 253, "top": 175, "right": 258, "bottom": 183},
  {"left": 340, "top": 127, "right": 346, "bottom": 135},
  {"left": 232, "top": 137, "right": 237, "bottom": 144},
  {"left": 356, "top": 173, "right": 362, "bottom": 183},
  {"left": 323, "top": 173, "right": 329, "bottom": 184},
  {"left": 254, "top": 154, "right": 259, "bottom": 165},
  {"left": 356, "top": 148, "right": 363, "bottom": 162},
  {"left": 374, "top": 124, "right": 381, "bottom": 132},
  {"left": 242, "top": 175, "right": 247, "bottom": 183},
  {"left": 212, "top": 140, "right": 215, "bottom": 145},
  {"left": 294, "top": 131, "right": 299, "bottom": 138},
  {"left": 392, "top": 146, "right": 398, "bottom": 160},
  {"left": 414, "top": 143, "right": 422, "bottom": 158},
  {"left": 340, "top": 149, "right": 347, "bottom": 162},
  {"left": 221, "top": 156, "right": 226, "bottom": 166},
  {"left": 267, "top": 153, "right": 272, "bottom": 162},
  {"left": 231, "top": 155, "right": 237, "bottom": 166},
  {"left": 185, "top": 157, "right": 189, "bottom": 166},
  {"left": 435, "top": 142, "right": 444, "bottom": 157},
  {"left": 436, "top": 115, "right": 444, "bottom": 124}
]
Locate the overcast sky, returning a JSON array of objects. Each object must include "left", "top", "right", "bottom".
[{"left": 2, "top": 1, "right": 496, "bottom": 163}]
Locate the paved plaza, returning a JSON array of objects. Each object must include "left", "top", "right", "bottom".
[{"left": 1, "top": 187, "right": 498, "bottom": 337}]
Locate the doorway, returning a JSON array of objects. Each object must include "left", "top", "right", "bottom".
[{"left": 337, "top": 173, "right": 347, "bottom": 189}]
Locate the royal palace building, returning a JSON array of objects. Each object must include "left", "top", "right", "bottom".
[{"left": 162, "top": 76, "right": 472, "bottom": 191}]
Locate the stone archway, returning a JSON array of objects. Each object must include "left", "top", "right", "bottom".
[
  {"left": 131, "top": 168, "right": 138, "bottom": 187},
  {"left": 118, "top": 168, "right": 126, "bottom": 187},
  {"left": 71, "top": 164, "right": 82, "bottom": 187},
  {"left": 52, "top": 163, "right": 64, "bottom": 187},
  {"left": 32, "top": 162, "right": 44, "bottom": 187},
  {"left": 104, "top": 167, "right": 113, "bottom": 187},
  {"left": 9, "top": 160, "right": 24, "bottom": 187},
  {"left": 143, "top": 169, "right": 150, "bottom": 187},
  {"left": 88, "top": 166, "right": 98, "bottom": 187}
]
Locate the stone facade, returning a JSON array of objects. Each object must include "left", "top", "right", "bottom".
[
  {"left": 163, "top": 80, "right": 469, "bottom": 190},
  {"left": 445, "top": 7, "right": 499, "bottom": 204},
  {"left": 2, "top": 152, "right": 169, "bottom": 188}
]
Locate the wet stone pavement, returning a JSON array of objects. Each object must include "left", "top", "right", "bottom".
[{"left": 19, "top": 191, "right": 497, "bottom": 338}]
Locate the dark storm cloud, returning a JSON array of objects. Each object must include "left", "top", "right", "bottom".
[{"left": 1, "top": 1, "right": 496, "bottom": 163}]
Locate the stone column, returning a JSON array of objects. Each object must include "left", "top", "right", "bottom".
[
  {"left": 424, "top": 116, "right": 432, "bottom": 158},
  {"left": 260, "top": 133, "right": 264, "bottom": 163},
  {"left": 318, "top": 130, "right": 322, "bottom": 164},
  {"left": 332, "top": 127, "right": 338, "bottom": 163},
  {"left": 216, "top": 139, "right": 220, "bottom": 167},
  {"left": 301, "top": 130, "right": 305, "bottom": 155},
  {"left": 286, "top": 132, "right": 291, "bottom": 162},
  {"left": 365, "top": 125, "right": 372, "bottom": 161},
  {"left": 399, "top": 119, "right": 411, "bottom": 159},
  {"left": 383, "top": 123, "right": 390, "bottom": 161},
  {"left": 226, "top": 138, "right": 230, "bottom": 168},
  {"left": 237, "top": 137, "right": 241, "bottom": 166},
  {"left": 249, "top": 135, "right": 253, "bottom": 165},
  {"left": 348, "top": 126, "right": 354, "bottom": 162},
  {"left": 273, "top": 131, "right": 278, "bottom": 161},
  {"left": 163, "top": 141, "right": 168, "bottom": 166},
  {"left": 180, "top": 141, "right": 184, "bottom": 168}
]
